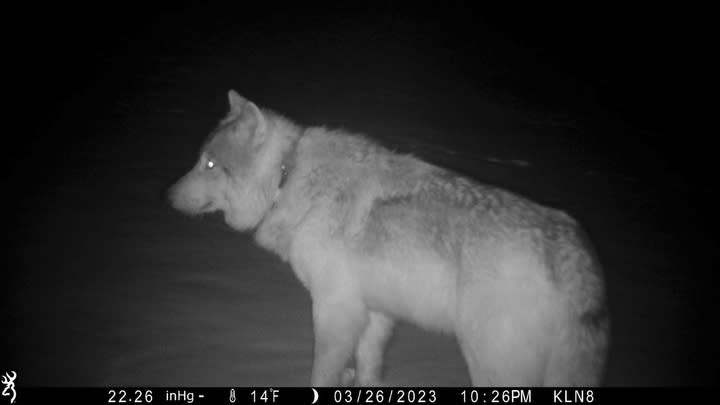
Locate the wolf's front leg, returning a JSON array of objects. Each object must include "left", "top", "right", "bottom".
[
  {"left": 310, "top": 298, "right": 368, "bottom": 386},
  {"left": 355, "top": 312, "right": 395, "bottom": 386}
]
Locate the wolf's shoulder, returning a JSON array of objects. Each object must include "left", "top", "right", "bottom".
[
  {"left": 292, "top": 127, "right": 577, "bottom": 229},
  {"left": 291, "top": 127, "right": 429, "bottom": 189},
  {"left": 298, "top": 127, "right": 404, "bottom": 166}
]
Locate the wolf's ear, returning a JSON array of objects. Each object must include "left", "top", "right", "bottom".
[
  {"left": 228, "top": 90, "right": 247, "bottom": 114},
  {"left": 246, "top": 102, "right": 268, "bottom": 149},
  {"left": 227, "top": 90, "right": 268, "bottom": 146}
]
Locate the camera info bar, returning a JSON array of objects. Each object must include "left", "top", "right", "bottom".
[{"left": 4, "top": 387, "right": 715, "bottom": 404}]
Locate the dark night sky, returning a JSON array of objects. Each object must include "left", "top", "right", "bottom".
[
  {"left": 3, "top": 4, "right": 717, "bottom": 387},
  {"left": 8, "top": 5, "right": 710, "bottom": 180}
]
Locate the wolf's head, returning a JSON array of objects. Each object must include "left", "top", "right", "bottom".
[{"left": 169, "top": 90, "right": 300, "bottom": 231}]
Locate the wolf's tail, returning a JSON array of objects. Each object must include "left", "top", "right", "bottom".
[
  {"left": 545, "top": 306, "right": 609, "bottom": 386},
  {"left": 544, "top": 223, "right": 610, "bottom": 386}
]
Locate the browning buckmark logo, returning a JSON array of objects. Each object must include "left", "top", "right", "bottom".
[{"left": 1, "top": 371, "right": 16, "bottom": 404}]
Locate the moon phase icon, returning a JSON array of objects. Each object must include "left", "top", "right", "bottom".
[{"left": 311, "top": 388, "right": 319, "bottom": 404}]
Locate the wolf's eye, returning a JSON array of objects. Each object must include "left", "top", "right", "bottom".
[{"left": 206, "top": 159, "right": 216, "bottom": 169}]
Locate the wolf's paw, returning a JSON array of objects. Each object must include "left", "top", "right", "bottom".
[
  {"left": 340, "top": 368, "right": 356, "bottom": 386},
  {"left": 341, "top": 368, "right": 383, "bottom": 387},
  {"left": 355, "top": 375, "right": 383, "bottom": 387}
]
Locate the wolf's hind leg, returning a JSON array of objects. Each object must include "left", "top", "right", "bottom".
[
  {"left": 310, "top": 298, "right": 368, "bottom": 386},
  {"left": 354, "top": 312, "right": 395, "bottom": 386}
]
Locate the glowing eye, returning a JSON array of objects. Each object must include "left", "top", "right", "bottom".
[{"left": 206, "top": 160, "right": 215, "bottom": 169}]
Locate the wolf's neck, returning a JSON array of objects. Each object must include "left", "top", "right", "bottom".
[
  {"left": 270, "top": 118, "right": 301, "bottom": 193},
  {"left": 278, "top": 132, "right": 300, "bottom": 191},
  {"left": 253, "top": 116, "right": 304, "bottom": 261}
]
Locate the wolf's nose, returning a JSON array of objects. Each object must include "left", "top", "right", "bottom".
[
  {"left": 167, "top": 183, "right": 179, "bottom": 205},
  {"left": 167, "top": 182, "right": 187, "bottom": 210}
]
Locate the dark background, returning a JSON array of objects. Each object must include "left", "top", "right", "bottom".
[{"left": 3, "top": 4, "right": 717, "bottom": 386}]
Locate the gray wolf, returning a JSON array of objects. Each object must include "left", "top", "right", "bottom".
[{"left": 168, "top": 91, "right": 609, "bottom": 386}]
